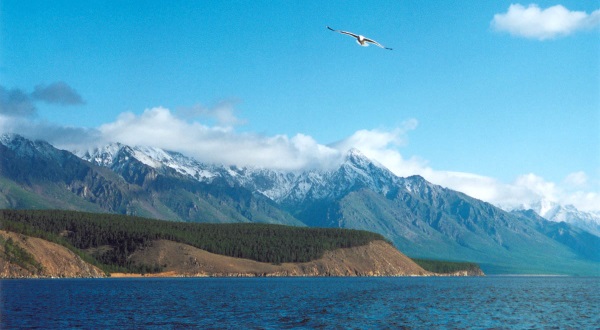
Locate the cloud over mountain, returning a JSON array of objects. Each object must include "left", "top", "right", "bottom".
[
  {"left": 492, "top": 4, "right": 600, "bottom": 40},
  {"left": 1, "top": 99, "right": 598, "bottom": 213},
  {"left": 97, "top": 107, "right": 342, "bottom": 171}
]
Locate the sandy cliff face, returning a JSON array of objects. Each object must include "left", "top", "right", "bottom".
[
  {"left": 0, "top": 231, "right": 106, "bottom": 278},
  {"left": 126, "top": 240, "right": 433, "bottom": 277}
]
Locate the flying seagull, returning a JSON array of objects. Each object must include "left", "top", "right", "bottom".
[{"left": 327, "top": 26, "right": 392, "bottom": 50}]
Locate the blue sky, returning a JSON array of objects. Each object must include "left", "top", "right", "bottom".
[{"left": 1, "top": 1, "right": 599, "bottom": 211}]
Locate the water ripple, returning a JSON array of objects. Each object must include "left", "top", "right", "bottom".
[{"left": 1, "top": 277, "right": 598, "bottom": 329}]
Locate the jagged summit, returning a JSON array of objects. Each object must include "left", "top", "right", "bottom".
[
  {"left": 344, "top": 147, "right": 366, "bottom": 160},
  {"left": 76, "top": 142, "right": 225, "bottom": 182},
  {"left": 1, "top": 133, "right": 65, "bottom": 159},
  {"left": 75, "top": 142, "right": 124, "bottom": 167},
  {"left": 1, "top": 133, "right": 42, "bottom": 150}
]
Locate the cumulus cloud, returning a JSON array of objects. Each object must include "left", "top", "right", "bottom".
[
  {"left": 508, "top": 173, "right": 600, "bottom": 212},
  {"left": 492, "top": 4, "right": 600, "bottom": 40},
  {"left": 332, "top": 119, "right": 418, "bottom": 152},
  {"left": 31, "top": 82, "right": 85, "bottom": 105},
  {"left": 97, "top": 107, "right": 341, "bottom": 170}
]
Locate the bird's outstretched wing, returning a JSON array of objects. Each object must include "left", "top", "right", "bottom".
[
  {"left": 327, "top": 26, "right": 360, "bottom": 39},
  {"left": 327, "top": 26, "right": 393, "bottom": 50},
  {"left": 364, "top": 37, "right": 393, "bottom": 50}
]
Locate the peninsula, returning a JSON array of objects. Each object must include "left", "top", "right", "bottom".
[{"left": 0, "top": 210, "right": 483, "bottom": 278}]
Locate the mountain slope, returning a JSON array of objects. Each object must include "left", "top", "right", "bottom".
[
  {"left": 0, "top": 135, "right": 132, "bottom": 213},
  {"left": 512, "top": 209, "right": 600, "bottom": 262}
]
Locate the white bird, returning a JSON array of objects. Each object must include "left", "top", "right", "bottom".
[{"left": 327, "top": 26, "right": 392, "bottom": 50}]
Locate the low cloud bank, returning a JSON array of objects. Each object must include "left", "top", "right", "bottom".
[{"left": 1, "top": 105, "right": 598, "bottom": 213}]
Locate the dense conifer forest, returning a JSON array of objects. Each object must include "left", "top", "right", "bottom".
[{"left": 0, "top": 209, "right": 387, "bottom": 272}]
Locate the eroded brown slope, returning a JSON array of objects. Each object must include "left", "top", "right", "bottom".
[
  {"left": 126, "top": 239, "right": 432, "bottom": 277},
  {"left": 0, "top": 231, "right": 105, "bottom": 278}
]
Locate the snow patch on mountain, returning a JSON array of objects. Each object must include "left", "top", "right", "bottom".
[
  {"left": 1, "top": 133, "right": 70, "bottom": 161},
  {"left": 504, "top": 199, "right": 600, "bottom": 236},
  {"left": 75, "top": 143, "right": 223, "bottom": 181}
]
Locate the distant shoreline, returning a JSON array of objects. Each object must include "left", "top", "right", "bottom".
[{"left": 486, "top": 274, "right": 572, "bottom": 277}]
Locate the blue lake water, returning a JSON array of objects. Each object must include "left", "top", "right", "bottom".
[{"left": 1, "top": 276, "right": 598, "bottom": 329}]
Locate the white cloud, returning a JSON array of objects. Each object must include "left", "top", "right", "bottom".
[
  {"left": 492, "top": 4, "right": 600, "bottom": 40},
  {"left": 513, "top": 173, "right": 560, "bottom": 201},
  {"left": 425, "top": 171, "right": 600, "bottom": 213},
  {"left": 564, "top": 171, "right": 588, "bottom": 187},
  {"left": 97, "top": 107, "right": 341, "bottom": 171},
  {"left": 332, "top": 119, "right": 418, "bottom": 152}
]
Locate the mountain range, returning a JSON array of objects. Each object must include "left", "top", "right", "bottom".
[{"left": 0, "top": 134, "right": 598, "bottom": 275}]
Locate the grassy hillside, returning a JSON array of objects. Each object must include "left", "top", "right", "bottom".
[{"left": 0, "top": 209, "right": 388, "bottom": 273}]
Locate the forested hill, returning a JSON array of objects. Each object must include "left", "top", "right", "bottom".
[{"left": 0, "top": 209, "right": 387, "bottom": 272}]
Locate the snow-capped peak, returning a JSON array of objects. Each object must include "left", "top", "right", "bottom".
[
  {"left": 0, "top": 133, "right": 58, "bottom": 159},
  {"left": 74, "top": 142, "right": 124, "bottom": 167},
  {"left": 506, "top": 199, "right": 600, "bottom": 236},
  {"left": 343, "top": 148, "right": 386, "bottom": 169},
  {"left": 75, "top": 143, "right": 221, "bottom": 181}
]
